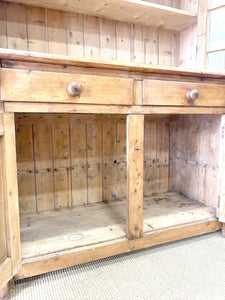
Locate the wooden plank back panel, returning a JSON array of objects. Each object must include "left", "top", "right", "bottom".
[
  {"left": 52, "top": 123, "right": 71, "bottom": 208},
  {"left": 144, "top": 122, "right": 157, "bottom": 196},
  {"left": 116, "top": 122, "right": 127, "bottom": 199},
  {"left": 27, "top": 6, "right": 47, "bottom": 53},
  {"left": 16, "top": 114, "right": 171, "bottom": 214},
  {"left": 103, "top": 123, "right": 117, "bottom": 200},
  {"left": 1, "top": 69, "right": 134, "bottom": 105},
  {"left": 16, "top": 124, "right": 36, "bottom": 214},
  {"left": 70, "top": 124, "right": 88, "bottom": 206},
  {"left": 87, "top": 123, "right": 103, "bottom": 204},
  {"left": 0, "top": 2, "right": 7, "bottom": 48},
  {"left": 0, "top": 3, "right": 180, "bottom": 67},
  {"left": 6, "top": 3, "right": 27, "bottom": 50},
  {"left": 33, "top": 123, "right": 54, "bottom": 212}
]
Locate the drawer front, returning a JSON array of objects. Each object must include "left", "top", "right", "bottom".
[
  {"left": 1, "top": 69, "right": 133, "bottom": 105},
  {"left": 144, "top": 79, "right": 225, "bottom": 106}
]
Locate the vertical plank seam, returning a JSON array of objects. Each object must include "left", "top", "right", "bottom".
[
  {"left": 85, "top": 123, "right": 88, "bottom": 204},
  {"left": 0, "top": 135, "right": 9, "bottom": 257},
  {"left": 51, "top": 123, "right": 56, "bottom": 209},
  {"left": 82, "top": 14, "right": 85, "bottom": 58},
  {"left": 46, "top": 8, "right": 49, "bottom": 54},
  {"left": 157, "top": 27, "right": 160, "bottom": 65},
  {"left": 113, "top": 20, "right": 116, "bottom": 61},
  {"left": 25, "top": 5, "right": 29, "bottom": 51},
  {"left": 5, "top": 3, "right": 8, "bottom": 49},
  {"left": 99, "top": 17, "right": 102, "bottom": 59},
  {"left": 115, "top": 20, "right": 118, "bottom": 61},
  {"left": 144, "top": 25, "right": 147, "bottom": 64},
  {"left": 31, "top": 124, "right": 37, "bottom": 212},
  {"left": 115, "top": 122, "right": 118, "bottom": 199},
  {"left": 156, "top": 122, "right": 159, "bottom": 193},
  {"left": 170, "top": 30, "right": 173, "bottom": 67},
  {"left": 98, "top": 16, "right": 101, "bottom": 59},
  {"left": 101, "top": 122, "right": 104, "bottom": 202},
  {"left": 196, "top": 115, "right": 201, "bottom": 202},
  {"left": 69, "top": 123, "right": 72, "bottom": 207},
  {"left": 130, "top": 23, "right": 133, "bottom": 63},
  {"left": 65, "top": 11, "right": 68, "bottom": 57}
]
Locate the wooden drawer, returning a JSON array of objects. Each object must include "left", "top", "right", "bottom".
[
  {"left": 1, "top": 69, "right": 134, "bottom": 105},
  {"left": 143, "top": 79, "right": 225, "bottom": 106}
]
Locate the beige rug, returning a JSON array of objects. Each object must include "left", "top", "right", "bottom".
[{"left": 11, "top": 231, "right": 225, "bottom": 300}]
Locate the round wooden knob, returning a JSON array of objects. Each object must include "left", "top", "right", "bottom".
[
  {"left": 186, "top": 89, "right": 199, "bottom": 102},
  {"left": 67, "top": 82, "right": 81, "bottom": 96}
]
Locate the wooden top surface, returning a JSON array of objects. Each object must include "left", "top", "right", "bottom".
[
  {"left": 1, "top": 49, "right": 225, "bottom": 80},
  {"left": 1, "top": 0, "right": 197, "bottom": 31}
]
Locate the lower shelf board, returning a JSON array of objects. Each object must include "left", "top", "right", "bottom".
[{"left": 20, "top": 192, "right": 218, "bottom": 264}]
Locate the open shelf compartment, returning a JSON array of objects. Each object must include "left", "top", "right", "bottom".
[
  {"left": 2, "top": 0, "right": 197, "bottom": 31},
  {"left": 16, "top": 113, "right": 220, "bottom": 263}
]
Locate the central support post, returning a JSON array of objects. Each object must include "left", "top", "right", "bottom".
[{"left": 126, "top": 114, "right": 144, "bottom": 239}]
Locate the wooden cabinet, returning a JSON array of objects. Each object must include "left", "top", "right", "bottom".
[
  {"left": 0, "top": 50, "right": 225, "bottom": 289},
  {"left": 0, "top": 1, "right": 223, "bottom": 297}
]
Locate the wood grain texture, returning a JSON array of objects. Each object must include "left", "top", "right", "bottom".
[
  {"left": 144, "top": 122, "right": 157, "bottom": 196},
  {"left": 132, "top": 24, "right": 145, "bottom": 63},
  {"left": 170, "top": 115, "right": 221, "bottom": 210},
  {"left": 145, "top": 26, "right": 158, "bottom": 65},
  {"left": 159, "top": 28, "right": 172, "bottom": 66},
  {"left": 27, "top": 6, "right": 47, "bottom": 53},
  {"left": 1, "top": 0, "right": 197, "bottom": 31},
  {"left": 18, "top": 192, "right": 216, "bottom": 262},
  {"left": 156, "top": 123, "right": 169, "bottom": 192},
  {"left": 2, "top": 114, "right": 21, "bottom": 275},
  {"left": 70, "top": 124, "right": 88, "bottom": 206},
  {"left": 16, "top": 219, "right": 221, "bottom": 278},
  {"left": 87, "top": 123, "right": 102, "bottom": 204},
  {"left": 1, "top": 68, "right": 134, "bottom": 105},
  {"left": 0, "top": 4, "right": 183, "bottom": 67},
  {"left": 133, "top": 80, "right": 143, "bottom": 106},
  {"left": 0, "top": 139, "right": 7, "bottom": 265},
  {"left": 0, "top": 258, "right": 13, "bottom": 290},
  {"left": 47, "top": 9, "right": 67, "bottom": 55},
  {"left": 100, "top": 18, "right": 116, "bottom": 61},
  {"left": 16, "top": 124, "right": 36, "bottom": 213},
  {"left": 52, "top": 123, "right": 71, "bottom": 208},
  {"left": 116, "top": 21, "right": 131, "bottom": 63},
  {"left": 218, "top": 115, "right": 225, "bottom": 222},
  {"left": 84, "top": 15, "right": 100, "bottom": 59},
  {"left": 144, "top": 79, "right": 225, "bottom": 106},
  {"left": 127, "top": 115, "right": 144, "bottom": 239},
  {"left": 67, "top": 12, "right": 84, "bottom": 57},
  {"left": 2, "top": 49, "right": 225, "bottom": 79},
  {"left": 0, "top": 2, "right": 6, "bottom": 48},
  {"left": 6, "top": 102, "right": 225, "bottom": 115},
  {"left": 6, "top": 3, "right": 27, "bottom": 50},
  {"left": 33, "top": 123, "right": 54, "bottom": 212}
]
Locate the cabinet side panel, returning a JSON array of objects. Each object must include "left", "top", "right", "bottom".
[
  {"left": 0, "top": 138, "right": 7, "bottom": 265},
  {"left": 171, "top": 115, "right": 221, "bottom": 210}
]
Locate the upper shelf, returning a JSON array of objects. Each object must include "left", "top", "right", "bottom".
[{"left": 2, "top": 0, "right": 197, "bottom": 31}]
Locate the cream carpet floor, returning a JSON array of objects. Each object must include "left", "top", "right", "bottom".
[{"left": 10, "top": 231, "right": 225, "bottom": 300}]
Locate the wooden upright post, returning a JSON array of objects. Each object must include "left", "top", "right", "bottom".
[{"left": 126, "top": 114, "right": 144, "bottom": 239}]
